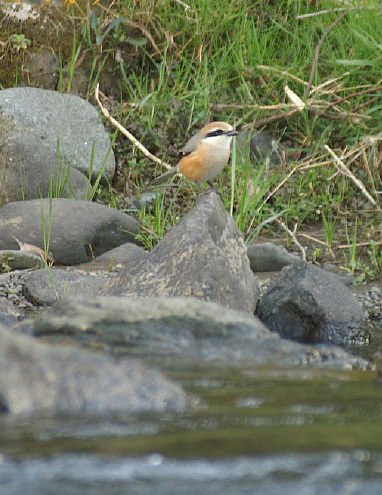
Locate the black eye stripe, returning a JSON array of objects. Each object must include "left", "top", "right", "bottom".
[{"left": 206, "top": 129, "right": 225, "bottom": 138}]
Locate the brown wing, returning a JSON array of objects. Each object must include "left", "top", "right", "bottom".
[{"left": 179, "top": 131, "right": 202, "bottom": 156}]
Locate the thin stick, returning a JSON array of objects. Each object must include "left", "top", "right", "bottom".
[
  {"left": 337, "top": 240, "right": 382, "bottom": 249},
  {"left": 94, "top": 84, "right": 172, "bottom": 170},
  {"left": 242, "top": 109, "right": 300, "bottom": 130},
  {"left": 309, "top": 72, "right": 350, "bottom": 94},
  {"left": 306, "top": 13, "right": 346, "bottom": 97},
  {"left": 297, "top": 8, "right": 359, "bottom": 20},
  {"left": 256, "top": 163, "right": 303, "bottom": 213},
  {"left": 123, "top": 19, "right": 163, "bottom": 57},
  {"left": 256, "top": 65, "right": 308, "bottom": 86},
  {"left": 361, "top": 151, "right": 379, "bottom": 200},
  {"left": 214, "top": 102, "right": 311, "bottom": 111},
  {"left": 174, "top": 0, "right": 191, "bottom": 10},
  {"left": 248, "top": 209, "right": 286, "bottom": 238},
  {"left": 300, "top": 233, "right": 330, "bottom": 248},
  {"left": 319, "top": 85, "right": 382, "bottom": 116},
  {"left": 324, "top": 145, "right": 378, "bottom": 207},
  {"left": 275, "top": 218, "right": 307, "bottom": 261}
]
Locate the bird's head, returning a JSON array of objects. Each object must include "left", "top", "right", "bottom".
[{"left": 200, "top": 122, "right": 238, "bottom": 143}]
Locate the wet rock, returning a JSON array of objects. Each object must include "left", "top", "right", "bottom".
[
  {"left": 23, "top": 268, "right": 108, "bottom": 306},
  {"left": 30, "top": 295, "right": 370, "bottom": 370},
  {"left": 0, "top": 198, "right": 141, "bottom": 265},
  {"left": 0, "top": 325, "right": 187, "bottom": 415},
  {"left": 0, "top": 132, "right": 89, "bottom": 205},
  {"left": 0, "top": 87, "right": 115, "bottom": 179},
  {"left": 106, "top": 191, "right": 259, "bottom": 314},
  {"left": 257, "top": 263, "right": 368, "bottom": 345},
  {"left": 247, "top": 242, "right": 302, "bottom": 272}
]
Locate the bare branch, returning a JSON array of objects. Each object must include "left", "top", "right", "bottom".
[
  {"left": 94, "top": 84, "right": 172, "bottom": 170},
  {"left": 324, "top": 145, "right": 379, "bottom": 207},
  {"left": 275, "top": 218, "right": 307, "bottom": 261},
  {"left": 306, "top": 13, "right": 346, "bottom": 97}
]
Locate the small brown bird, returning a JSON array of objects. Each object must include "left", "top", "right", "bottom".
[{"left": 150, "top": 121, "right": 238, "bottom": 186}]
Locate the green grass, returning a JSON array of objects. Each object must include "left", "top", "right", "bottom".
[{"left": 14, "top": 0, "right": 382, "bottom": 278}]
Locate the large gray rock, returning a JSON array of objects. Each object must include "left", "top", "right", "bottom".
[
  {"left": 24, "top": 268, "right": 109, "bottom": 305},
  {"left": 247, "top": 242, "right": 302, "bottom": 272},
  {"left": 0, "top": 326, "right": 187, "bottom": 415},
  {"left": 29, "top": 295, "right": 370, "bottom": 370},
  {"left": 0, "top": 132, "right": 90, "bottom": 205},
  {"left": 257, "top": 263, "right": 368, "bottom": 345},
  {"left": 0, "top": 199, "right": 141, "bottom": 265},
  {"left": 95, "top": 242, "right": 147, "bottom": 265},
  {"left": 106, "top": 191, "right": 259, "bottom": 314},
  {"left": 0, "top": 87, "right": 115, "bottom": 179}
]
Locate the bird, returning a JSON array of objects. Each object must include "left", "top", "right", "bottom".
[{"left": 149, "top": 121, "right": 238, "bottom": 187}]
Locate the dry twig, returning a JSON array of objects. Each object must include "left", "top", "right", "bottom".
[
  {"left": 297, "top": 8, "right": 359, "bottom": 20},
  {"left": 306, "top": 13, "right": 347, "bottom": 97},
  {"left": 275, "top": 218, "right": 307, "bottom": 261},
  {"left": 94, "top": 84, "right": 172, "bottom": 170},
  {"left": 242, "top": 109, "right": 300, "bottom": 130},
  {"left": 324, "top": 145, "right": 379, "bottom": 208},
  {"left": 300, "top": 233, "right": 330, "bottom": 248}
]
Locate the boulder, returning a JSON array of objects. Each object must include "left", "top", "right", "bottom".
[
  {"left": 0, "top": 87, "right": 115, "bottom": 179},
  {"left": 247, "top": 242, "right": 302, "bottom": 272},
  {"left": 106, "top": 191, "right": 259, "bottom": 314},
  {"left": 257, "top": 263, "right": 368, "bottom": 344},
  {"left": 95, "top": 242, "right": 147, "bottom": 265},
  {"left": 29, "top": 295, "right": 370, "bottom": 370},
  {"left": 0, "top": 326, "right": 187, "bottom": 415},
  {"left": 0, "top": 132, "right": 89, "bottom": 205},
  {"left": 0, "top": 199, "right": 141, "bottom": 265},
  {"left": 23, "top": 268, "right": 109, "bottom": 306}
]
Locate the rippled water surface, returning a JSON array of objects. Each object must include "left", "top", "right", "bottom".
[{"left": 1, "top": 365, "right": 382, "bottom": 494}]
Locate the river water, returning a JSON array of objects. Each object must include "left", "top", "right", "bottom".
[{"left": 1, "top": 363, "right": 382, "bottom": 494}]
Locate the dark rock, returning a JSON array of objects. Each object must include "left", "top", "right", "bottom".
[
  {"left": 30, "top": 295, "right": 370, "bottom": 370},
  {"left": 95, "top": 243, "right": 147, "bottom": 265},
  {"left": 0, "top": 87, "right": 115, "bottom": 179},
  {"left": 24, "top": 47, "right": 60, "bottom": 90},
  {"left": 237, "top": 130, "right": 282, "bottom": 166},
  {"left": 322, "top": 263, "right": 354, "bottom": 286},
  {"left": 23, "top": 268, "right": 108, "bottom": 306},
  {"left": 247, "top": 242, "right": 302, "bottom": 272},
  {"left": 106, "top": 191, "right": 259, "bottom": 314},
  {"left": 0, "top": 198, "right": 141, "bottom": 265},
  {"left": 257, "top": 263, "right": 368, "bottom": 345},
  {"left": 0, "top": 325, "right": 187, "bottom": 415},
  {"left": 0, "top": 132, "right": 90, "bottom": 205}
]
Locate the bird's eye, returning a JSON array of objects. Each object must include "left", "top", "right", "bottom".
[{"left": 206, "top": 129, "right": 225, "bottom": 138}]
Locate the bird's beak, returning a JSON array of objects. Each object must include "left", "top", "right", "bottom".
[{"left": 226, "top": 130, "right": 239, "bottom": 137}]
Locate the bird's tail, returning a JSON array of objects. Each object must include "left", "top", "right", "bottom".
[{"left": 149, "top": 167, "right": 178, "bottom": 187}]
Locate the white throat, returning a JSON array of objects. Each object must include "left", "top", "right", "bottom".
[{"left": 202, "top": 134, "right": 233, "bottom": 150}]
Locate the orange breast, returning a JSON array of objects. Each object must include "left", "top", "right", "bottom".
[{"left": 179, "top": 154, "right": 209, "bottom": 182}]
